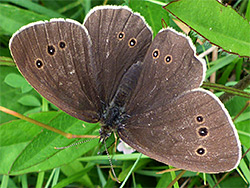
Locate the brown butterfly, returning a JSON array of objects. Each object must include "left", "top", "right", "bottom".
[{"left": 9, "top": 6, "right": 241, "bottom": 173}]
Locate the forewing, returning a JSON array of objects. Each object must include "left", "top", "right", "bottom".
[
  {"left": 84, "top": 6, "right": 152, "bottom": 104},
  {"left": 10, "top": 19, "right": 100, "bottom": 122}
]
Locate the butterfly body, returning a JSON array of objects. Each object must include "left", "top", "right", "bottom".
[
  {"left": 9, "top": 5, "right": 241, "bottom": 173},
  {"left": 99, "top": 60, "right": 144, "bottom": 141},
  {"left": 99, "top": 106, "right": 123, "bottom": 142}
]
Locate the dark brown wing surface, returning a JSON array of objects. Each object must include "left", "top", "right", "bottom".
[
  {"left": 84, "top": 6, "right": 152, "bottom": 105},
  {"left": 10, "top": 19, "right": 100, "bottom": 122},
  {"left": 119, "top": 89, "right": 241, "bottom": 173},
  {"left": 118, "top": 29, "right": 241, "bottom": 173}
]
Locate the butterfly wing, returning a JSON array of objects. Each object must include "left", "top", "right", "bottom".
[
  {"left": 118, "top": 29, "right": 241, "bottom": 173},
  {"left": 119, "top": 89, "right": 241, "bottom": 173},
  {"left": 123, "top": 29, "right": 205, "bottom": 114},
  {"left": 84, "top": 6, "right": 152, "bottom": 105},
  {"left": 10, "top": 19, "right": 100, "bottom": 122}
]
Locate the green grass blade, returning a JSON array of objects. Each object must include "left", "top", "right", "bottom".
[
  {"left": 97, "top": 165, "right": 107, "bottom": 187},
  {"left": 120, "top": 153, "right": 142, "bottom": 188},
  {"left": 0, "top": 175, "right": 9, "bottom": 188},
  {"left": 35, "top": 171, "right": 45, "bottom": 188},
  {"left": 206, "top": 55, "right": 239, "bottom": 79},
  {"left": 8, "top": 0, "right": 64, "bottom": 18},
  {"left": 238, "top": 159, "right": 250, "bottom": 184},
  {"left": 53, "top": 164, "right": 95, "bottom": 188},
  {"left": 21, "top": 174, "right": 28, "bottom": 188},
  {"left": 52, "top": 168, "right": 60, "bottom": 187}
]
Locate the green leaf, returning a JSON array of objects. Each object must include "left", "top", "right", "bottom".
[
  {"left": 129, "top": 0, "right": 169, "bottom": 37},
  {"left": 21, "top": 83, "right": 33, "bottom": 93},
  {"left": 156, "top": 172, "right": 172, "bottom": 188},
  {"left": 234, "top": 112, "right": 250, "bottom": 124},
  {"left": 0, "top": 111, "right": 99, "bottom": 175},
  {"left": 165, "top": 0, "right": 250, "bottom": 57},
  {"left": 23, "top": 107, "right": 42, "bottom": 116},
  {"left": 0, "top": 112, "right": 54, "bottom": 174},
  {"left": 4, "top": 73, "right": 32, "bottom": 93},
  {"left": 220, "top": 176, "right": 247, "bottom": 187},
  {"left": 0, "top": 67, "right": 36, "bottom": 124},
  {"left": 226, "top": 95, "right": 250, "bottom": 149},
  {"left": 225, "top": 96, "right": 250, "bottom": 117},
  {"left": 0, "top": 4, "right": 50, "bottom": 35},
  {"left": 53, "top": 164, "right": 95, "bottom": 188},
  {"left": 61, "top": 160, "right": 94, "bottom": 187},
  {"left": 4, "top": 73, "right": 27, "bottom": 88},
  {"left": 18, "top": 95, "right": 41, "bottom": 107},
  {"left": 237, "top": 121, "right": 250, "bottom": 149}
]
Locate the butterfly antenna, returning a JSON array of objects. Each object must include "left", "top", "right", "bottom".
[
  {"left": 54, "top": 138, "right": 94, "bottom": 149},
  {"left": 103, "top": 139, "right": 121, "bottom": 183}
]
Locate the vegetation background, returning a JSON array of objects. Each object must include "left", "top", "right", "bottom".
[{"left": 0, "top": 0, "right": 249, "bottom": 187}]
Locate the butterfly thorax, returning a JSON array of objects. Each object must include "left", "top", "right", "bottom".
[
  {"left": 99, "top": 106, "right": 125, "bottom": 142},
  {"left": 98, "top": 62, "right": 143, "bottom": 142}
]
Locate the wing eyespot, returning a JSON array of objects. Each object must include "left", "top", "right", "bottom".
[
  {"left": 35, "top": 59, "right": 44, "bottom": 69},
  {"left": 196, "top": 147, "right": 207, "bottom": 156},
  {"left": 117, "top": 31, "right": 125, "bottom": 40},
  {"left": 58, "top": 40, "right": 66, "bottom": 49},
  {"left": 195, "top": 114, "right": 205, "bottom": 124},
  {"left": 152, "top": 49, "right": 160, "bottom": 59},
  {"left": 164, "top": 55, "right": 173, "bottom": 64},
  {"left": 128, "top": 38, "right": 137, "bottom": 48},
  {"left": 47, "top": 45, "right": 56, "bottom": 56},
  {"left": 197, "top": 126, "right": 209, "bottom": 137}
]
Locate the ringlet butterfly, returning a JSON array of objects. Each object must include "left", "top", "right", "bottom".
[{"left": 9, "top": 5, "right": 241, "bottom": 173}]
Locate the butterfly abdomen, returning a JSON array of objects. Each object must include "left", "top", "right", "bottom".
[{"left": 112, "top": 61, "right": 143, "bottom": 108}]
